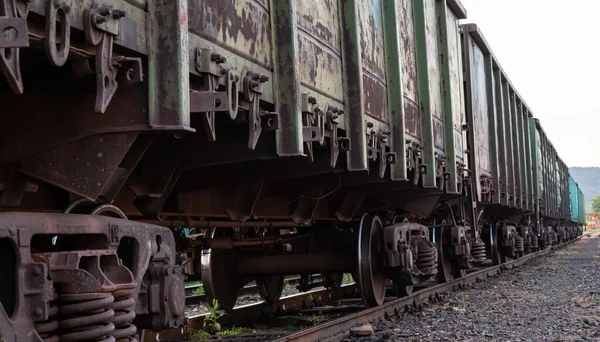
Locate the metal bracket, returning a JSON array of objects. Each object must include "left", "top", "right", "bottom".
[
  {"left": 84, "top": 3, "right": 127, "bottom": 114},
  {"left": 301, "top": 95, "right": 325, "bottom": 144},
  {"left": 378, "top": 128, "right": 395, "bottom": 178},
  {"left": 113, "top": 56, "right": 143, "bottom": 85},
  {"left": 0, "top": 17, "right": 27, "bottom": 48},
  {"left": 246, "top": 71, "right": 278, "bottom": 150},
  {"left": 190, "top": 69, "right": 241, "bottom": 141},
  {"left": 367, "top": 125, "right": 394, "bottom": 177},
  {"left": 194, "top": 49, "right": 239, "bottom": 141},
  {"left": 195, "top": 48, "right": 226, "bottom": 76},
  {"left": 0, "top": 0, "right": 29, "bottom": 94},
  {"left": 326, "top": 106, "right": 348, "bottom": 168},
  {"left": 45, "top": 0, "right": 71, "bottom": 67}
]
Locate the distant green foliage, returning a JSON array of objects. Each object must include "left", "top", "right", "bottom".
[{"left": 592, "top": 196, "right": 600, "bottom": 213}]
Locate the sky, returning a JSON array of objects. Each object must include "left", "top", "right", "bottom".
[{"left": 459, "top": 0, "right": 600, "bottom": 167}]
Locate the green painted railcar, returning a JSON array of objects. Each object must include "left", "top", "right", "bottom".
[{"left": 0, "top": 1, "right": 584, "bottom": 338}]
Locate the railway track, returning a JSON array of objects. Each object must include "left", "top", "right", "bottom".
[
  {"left": 142, "top": 237, "right": 580, "bottom": 342},
  {"left": 271, "top": 238, "right": 580, "bottom": 342},
  {"left": 184, "top": 275, "right": 325, "bottom": 305}
]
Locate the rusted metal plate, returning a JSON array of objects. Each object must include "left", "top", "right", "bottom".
[
  {"left": 188, "top": 0, "right": 272, "bottom": 68},
  {"left": 424, "top": 0, "right": 442, "bottom": 121},
  {"left": 358, "top": 0, "right": 388, "bottom": 122},
  {"left": 19, "top": 132, "right": 138, "bottom": 201},
  {"left": 446, "top": 10, "right": 464, "bottom": 159},
  {"left": 432, "top": 118, "right": 444, "bottom": 150},
  {"left": 471, "top": 42, "right": 491, "bottom": 174},
  {"left": 397, "top": 0, "right": 420, "bottom": 139},
  {"left": 296, "top": 0, "right": 344, "bottom": 102}
]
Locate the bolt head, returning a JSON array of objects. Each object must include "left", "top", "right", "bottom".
[
  {"left": 112, "top": 9, "right": 126, "bottom": 19},
  {"left": 95, "top": 15, "right": 107, "bottom": 24},
  {"left": 33, "top": 307, "right": 43, "bottom": 317}
]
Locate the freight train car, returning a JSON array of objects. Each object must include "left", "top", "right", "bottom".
[
  {"left": 0, "top": 0, "right": 582, "bottom": 340},
  {"left": 569, "top": 175, "right": 586, "bottom": 234}
]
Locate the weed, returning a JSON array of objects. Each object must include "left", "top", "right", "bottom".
[
  {"left": 456, "top": 296, "right": 468, "bottom": 310},
  {"left": 192, "top": 284, "right": 204, "bottom": 296},
  {"left": 303, "top": 294, "right": 315, "bottom": 309},
  {"left": 188, "top": 330, "right": 210, "bottom": 341},
  {"left": 204, "top": 299, "right": 227, "bottom": 334},
  {"left": 342, "top": 273, "right": 354, "bottom": 285},
  {"left": 217, "top": 326, "right": 251, "bottom": 336}
]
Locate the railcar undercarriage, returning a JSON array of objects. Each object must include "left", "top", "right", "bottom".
[{"left": 0, "top": 211, "right": 184, "bottom": 342}]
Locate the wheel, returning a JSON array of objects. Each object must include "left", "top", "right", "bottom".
[
  {"left": 63, "top": 199, "right": 127, "bottom": 219},
  {"left": 357, "top": 214, "right": 387, "bottom": 307},
  {"left": 434, "top": 226, "right": 453, "bottom": 283},
  {"left": 201, "top": 228, "right": 241, "bottom": 312},
  {"left": 490, "top": 224, "right": 502, "bottom": 265},
  {"left": 256, "top": 275, "right": 285, "bottom": 303}
]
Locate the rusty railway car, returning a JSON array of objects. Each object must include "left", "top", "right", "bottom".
[{"left": 0, "top": 0, "right": 581, "bottom": 340}]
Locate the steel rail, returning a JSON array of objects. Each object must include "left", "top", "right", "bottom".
[
  {"left": 184, "top": 275, "right": 325, "bottom": 305},
  {"left": 270, "top": 238, "right": 580, "bottom": 342},
  {"left": 145, "top": 283, "right": 359, "bottom": 342}
]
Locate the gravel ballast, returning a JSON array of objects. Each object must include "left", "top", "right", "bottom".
[{"left": 344, "top": 234, "right": 600, "bottom": 342}]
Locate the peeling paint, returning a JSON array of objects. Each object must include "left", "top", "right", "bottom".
[
  {"left": 358, "top": 0, "right": 388, "bottom": 122},
  {"left": 188, "top": 0, "right": 272, "bottom": 67},
  {"left": 397, "top": 0, "right": 420, "bottom": 139},
  {"left": 296, "top": 0, "right": 344, "bottom": 101}
]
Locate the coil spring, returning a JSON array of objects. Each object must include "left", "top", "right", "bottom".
[
  {"left": 110, "top": 287, "right": 137, "bottom": 342},
  {"left": 34, "top": 304, "right": 59, "bottom": 342},
  {"left": 415, "top": 242, "right": 437, "bottom": 271},
  {"left": 514, "top": 233, "right": 524, "bottom": 252},
  {"left": 531, "top": 234, "right": 539, "bottom": 249},
  {"left": 58, "top": 292, "right": 116, "bottom": 342},
  {"left": 471, "top": 239, "right": 486, "bottom": 262}
]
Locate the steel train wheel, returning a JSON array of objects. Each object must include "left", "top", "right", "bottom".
[
  {"left": 201, "top": 228, "right": 240, "bottom": 312},
  {"left": 63, "top": 199, "right": 128, "bottom": 219},
  {"left": 434, "top": 226, "right": 453, "bottom": 283},
  {"left": 357, "top": 214, "right": 387, "bottom": 307},
  {"left": 256, "top": 275, "right": 285, "bottom": 303}
]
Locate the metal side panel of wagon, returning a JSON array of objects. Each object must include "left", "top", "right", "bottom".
[
  {"left": 0, "top": 0, "right": 199, "bottom": 208},
  {"left": 530, "top": 119, "right": 566, "bottom": 224},
  {"left": 461, "top": 24, "right": 535, "bottom": 215},
  {"left": 172, "top": 0, "right": 470, "bottom": 221}
]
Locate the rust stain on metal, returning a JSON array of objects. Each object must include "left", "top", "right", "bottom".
[
  {"left": 362, "top": 74, "right": 388, "bottom": 123},
  {"left": 432, "top": 117, "right": 445, "bottom": 149},
  {"left": 424, "top": 0, "right": 442, "bottom": 119},
  {"left": 404, "top": 99, "right": 421, "bottom": 139},
  {"left": 446, "top": 10, "right": 464, "bottom": 133},
  {"left": 358, "top": 0, "right": 388, "bottom": 122},
  {"left": 297, "top": 0, "right": 339, "bottom": 48},
  {"left": 398, "top": 0, "right": 420, "bottom": 138},
  {"left": 188, "top": 0, "right": 272, "bottom": 66},
  {"left": 471, "top": 43, "right": 491, "bottom": 173},
  {"left": 296, "top": 0, "right": 344, "bottom": 101}
]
